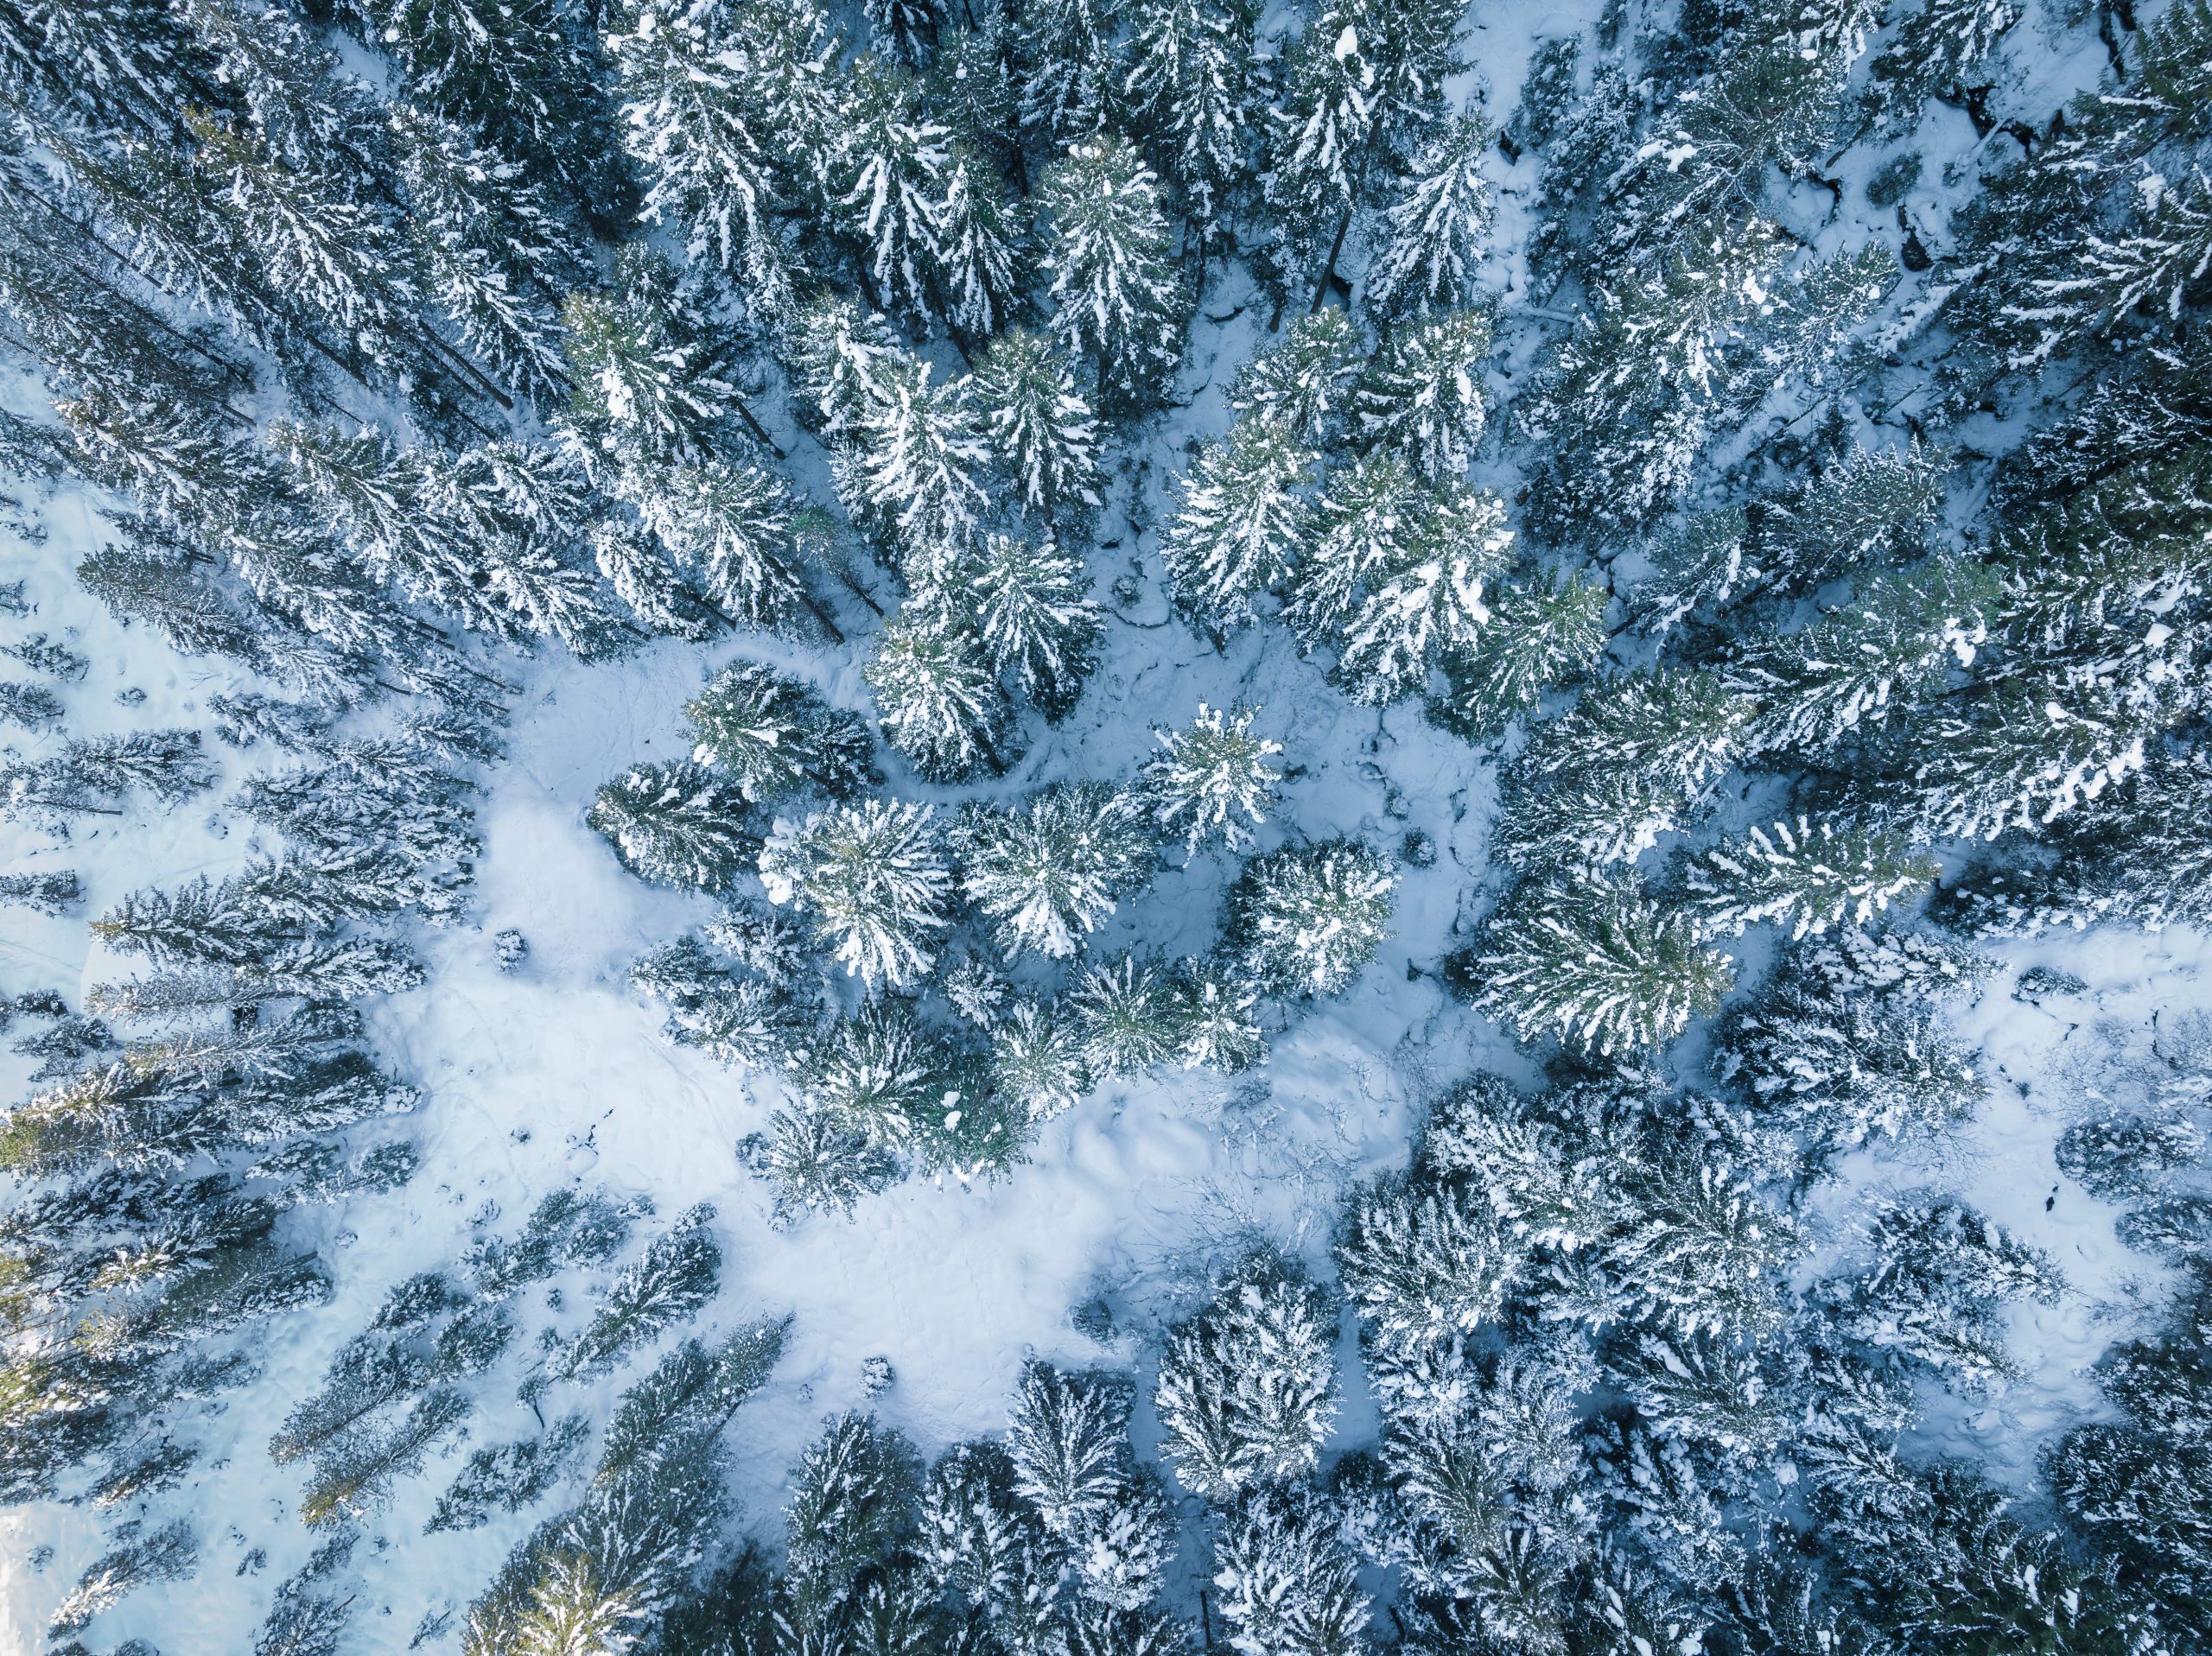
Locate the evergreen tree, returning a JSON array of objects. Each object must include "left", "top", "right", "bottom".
[
  {"left": 742, "top": 1107, "right": 899, "bottom": 1223},
  {"left": 1735, "top": 557, "right": 1999, "bottom": 758},
  {"left": 930, "top": 141, "right": 1024, "bottom": 343},
  {"left": 760, "top": 801, "right": 952, "bottom": 991},
  {"left": 1754, "top": 445, "right": 1947, "bottom": 600},
  {"left": 1066, "top": 954, "right": 1185, "bottom": 1077},
  {"left": 952, "top": 784, "right": 1157, "bottom": 961},
  {"left": 787, "top": 294, "right": 906, "bottom": 444},
  {"left": 1519, "top": 221, "right": 1792, "bottom": 541},
  {"left": 1174, "top": 953, "right": 1267, "bottom": 1073},
  {"left": 1336, "top": 1173, "right": 1524, "bottom": 1357},
  {"left": 615, "top": 454, "right": 836, "bottom": 638},
  {"left": 588, "top": 761, "right": 758, "bottom": 891},
  {"left": 987, "top": 999, "right": 1091, "bottom": 1123},
  {"left": 1230, "top": 308, "right": 1363, "bottom": 445},
  {"left": 555, "top": 1203, "right": 721, "bottom": 1381},
  {"left": 1466, "top": 872, "right": 1734, "bottom": 1055},
  {"left": 800, "top": 999, "right": 950, "bottom": 1149},
  {"left": 1159, "top": 418, "right": 1316, "bottom": 634},
  {"left": 864, "top": 609, "right": 1011, "bottom": 782},
  {"left": 1013, "top": 0, "right": 1117, "bottom": 147},
  {"left": 837, "top": 59, "right": 951, "bottom": 324},
  {"left": 1682, "top": 818, "right": 1937, "bottom": 941},
  {"left": 1297, "top": 457, "right": 1515, "bottom": 705},
  {"left": 389, "top": 105, "right": 580, "bottom": 405},
  {"left": 1718, "top": 959, "right": 1984, "bottom": 1155},
  {"left": 1356, "top": 308, "right": 1493, "bottom": 481},
  {"left": 1820, "top": 1196, "right": 2063, "bottom": 1390},
  {"left": 1154, "top": 1254, "right": 1339, "bottom": 1499},
  {"left": 969, "top": 328, "right": 1103, "bottom": 522},
  {"left": 1041, "top": 138, "right": 1186, "bottom": 414},
  {"left": 562, "top": 250, "right": 733, "bottom": 462},
  {"left": 684, "top": 661, "right": 876, "bottom": 804},
  {"left": 1142, "top": 702, "right": 1283, "bottom": 853},
  {"left": 602, "top": 0, "right": 811, "bottom": 307},
  {"left": 955, "top": 531, "right": 1104, "bottom": 720},
  {"left": 1211, "top": 1487, "right": 1370, "bottom": 1656},
  {"left": 836, "top": 356, "right": 992, "bottom": 567},
  {"left": 1122, "top": 0, "right": 1258, "bottom": 256},
  {"left": 866, "top": 0, "right": 945, "bottom": 65},
  {"left": 1432, "top": 570, "right": 1608, "bottom": 738},
  {"left": 1362, "top": 115, "right": 1495, "bottom": 319},
  {"left": 1224, "top": 841, "right": 1395, "bottom": 998}
]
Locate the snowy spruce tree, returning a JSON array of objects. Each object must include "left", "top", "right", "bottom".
[
  {"left": 1143, "top": 703, "right": 1283, "bottom": 854},
  {"left": 760, "top": 801, "right": 953, "bottom": 991},
  {"left": 1160, "top": 419, "right": 1316, "bottom": 635},
  {"left": 1225, "top": 841, "right": 1395, "bottom": 998},
  {"left": 1041, "top": 137, "right": 1186, "bottom": 414}
]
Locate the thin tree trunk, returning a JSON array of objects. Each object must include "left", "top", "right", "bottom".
[{"left": 798, "top": 588, "right": 847, "bottom": 646}]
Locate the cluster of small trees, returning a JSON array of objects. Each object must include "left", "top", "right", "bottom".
[
  {"left": 602, "top": 680, "right": 1397, "bottom": 1218},
  {"left": 513, "top": 1042, "right": 2204, "bottom": 1656}
]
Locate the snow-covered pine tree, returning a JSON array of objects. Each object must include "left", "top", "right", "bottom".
[
  {"left": 798, "top": 999, "right": 949, "bottom": 1150},
  {"left": 953, "top": 531, "right": 1104, "bottom": 720},
  {"left": 1262, "top": 0, "right": 1381, "bottom": 292},
  {"left": 743, "top": 1107, "right": 899, "bottom": 1223},
  {"left": 1903, "top": 671, "right": 2159, "bottom": 846},
  {"left": 1362, "top": 114, "right": 1494, "bottom": 319},
  {"left": 588, "top": 762, "right": 758, "bottom": 891},
  {"left": 836, "top": 355, "right": 992, "bottom": 569},
  {"left": 1154, "top": 1253, "right": 1340, "bottom": 1500},
  {"left": 1041, "top": 137, "right": 1185, "bottom": 414},
  {"left": 1519, "top": 220, "right": 1791, "bottom": 542},
  {"left": 1432, "top": 569, "right": 1608, "bottom": 738},
  {"left": 1211, "top": 1486, "right": 1369, "bottom": 1656},
  {"left": 1122, "top": 0, "right": 1259, "bottom": 257},
  {"left": 986, "top": 999, "right": 1090, "bottom": 1123},
  {"left": 1012, "top": 0, "right": 1116, "bottom": 148},
  {"left": 1224, "top": 841, "right": 1395, "bottom": 997},
  {"left": 864, "top": 607, "right": 1011, "bottom": 782},
  {"left": 1734, "top": 556, "right": 1999, "bottom": 759},
  {"left": 1466, "top": 871, "right": 1734, "bottom": 1054},
  {"left": 1158, "top": 418, "right": 1316, "bottom": 635},
  {"left": 184, "top": 111, "right": 419, "bottom": 379},
  {"left": 1299, "top": 460, "right": 1515, "bottom": 705},
  {"left": 969, "top": 328, "right": 1103, "bottom": 523},
  {"left": 867, "top": 0, "right": 946, "bottom": 65},
  {"left": 1065, "top": 953, "right": 1185, "bottom": 1077},
  {"left": 952, "top": 784, "right": 1155, "bottom": 961},
  {"left": 930, "top": 141, "right": 1024, "bottom": 339},
  {"left": 1681, "top": 817, "right": 1938, "bottom": 941},
  {"left": 1143, "top": 702, "right": 1282, "bottom": 854},
  {"left": 615, "top": 454, "right": 837, "bottom": 638},
  {"left": 1357, "top": 308, "right": 1493, "bottom": 481},
  {"left": 561, "top": 249, "right": 731, "bottom": 463},
  {"left": 1754, "top": 445, "right": 1948, "bottom": 600},
  {"left": 1005, "top": 1361, "right": 1135, "bottom": 1542},
  {"left": 389, "top": 106, "right": 581, "bottom": 406},
  {"left": 684, "top": 660, "right": 876, "bottom": 804},
  {"left": 1867, "top": 0, "right": 2019, "bottom": 126},
  {"left": 1174, "top": 953, "right": 1267, "bottom": 1072},
  {"left": 787, "top": 294, "right": 906, "bottom": 444},
  {"left": 603, "top": 0, "right": 815, "bottom": 310},
  {"left": 836, "top": 58, "right": 950, "bottom": 325},
  {"left": 1820, "top": 1196, "right": 2062, "bottom": 1390},
  {"left": 1229, "top": 307, "right": 1363, "bottom": 445},
  {"left": 760, "top": 800, "right": 952, "bottom": 991},
  {"left": 1336, "top": 1172, "right": 1525, "bottom": 1356},
  {"left": 1717, "top": 953, "right": 1983, "bottom": 1155}
]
